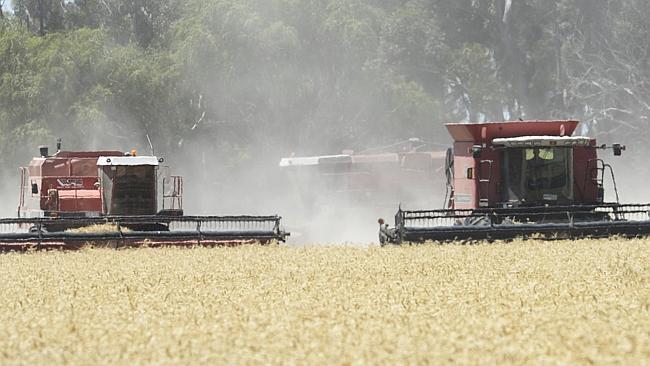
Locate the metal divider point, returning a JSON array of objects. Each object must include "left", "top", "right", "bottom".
[
  {"left": 37, "top": 221, "right": 42, "bottom": 250},
  {"left": 117, "top": 222, "right": 123, "bottom": 249},
  {"left": 197, "top": 221, "right": 202, "bottom": 246}
]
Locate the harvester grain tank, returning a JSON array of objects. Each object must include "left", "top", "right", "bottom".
[
  {"left": 379, "top": 120, "right": 650, "bottom": 244},
  {"left": 1, "top": 143, "right": 288, "bottom": 250}
]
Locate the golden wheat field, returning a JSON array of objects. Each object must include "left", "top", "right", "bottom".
[{"left": 1, "top": 239, "right": 649, "bottom": 365}]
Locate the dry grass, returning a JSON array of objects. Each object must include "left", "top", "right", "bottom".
[
  {"left": 65, "top": 224, "right": 131, "bottom": 234},
  {"left": 0, "top": 239, "right": 649, "bottom": 365}
]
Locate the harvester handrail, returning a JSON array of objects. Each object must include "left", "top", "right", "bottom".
[
  {"left": 0, "top": 215, "right": 283, "bottom": 225},
  {"left": 398, "top": 203, "right": 650, "bottom": 219},
  {"left": 399, "top": 202, "right": 645, "bottom": 214}
]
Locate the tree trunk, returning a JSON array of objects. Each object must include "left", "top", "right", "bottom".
[{"left": 38, "top": 0, "right": 45, "bottom": 36}]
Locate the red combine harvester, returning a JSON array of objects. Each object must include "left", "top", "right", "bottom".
[
  {"left": 280, "top": 139, "right": 447, "bottom": 212},
  {"left": 279, "top": 139, "right": 447, "bottom": 241},
  {"left": 379, "top": 120, "right": 650, "bottom": 244},
  {"left": 0, "top": 142, "right": 288, "bottom": 250}
]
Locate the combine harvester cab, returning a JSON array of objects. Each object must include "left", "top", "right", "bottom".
[
  {"left": 379, "top": 120, "right": 650, "bottom": 244},
  {"left": 1, "top": 143, "right": 288, "bottom": 251}
]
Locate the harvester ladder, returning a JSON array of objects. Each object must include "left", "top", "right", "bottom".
[
  {"left": 587, "top": 159, "right": 620, "bottom": 204},
  {"left": 162, "top": 175, "right": 184, "bottom": 211},
  {"left": 590, "top": 159, "right": 605, "bottom": 188},
  {"left": 478, "top": 160, "right": 494, "bottom": 208},
  {"left": 18, "top": 167, "right": 26, "bottom": 216}
]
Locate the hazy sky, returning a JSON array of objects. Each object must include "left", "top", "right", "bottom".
[{"left": 1, "top": 0, "right": 11, "bottom": 12}]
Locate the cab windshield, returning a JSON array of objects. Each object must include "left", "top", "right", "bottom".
[{"left": 502, "top": 147, "right": 573, "bottom": 205}]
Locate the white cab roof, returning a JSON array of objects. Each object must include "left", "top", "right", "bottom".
[
  {"left": 97, "top": 156, "right": 160, "bottom": 166},
  {"left": 279, "top": 155, "right": 349, "bottom": 167},
  {"left": 492, "top": 136, "right": 592, "bottom": 147}
]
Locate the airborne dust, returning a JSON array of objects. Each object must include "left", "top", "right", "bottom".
[{"left": 1, "top": 1, "right": 649, "bottom": 244}]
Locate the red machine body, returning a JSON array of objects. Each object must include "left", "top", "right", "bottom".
[
  {"left": 19, "top": 151, "right": 125, "bottom": 217},
  {"left": 18, "top": 150, "right": 184, "bottom": 219},
  {"left": 280, "top": 148, "right": 447, "bottom": 211},
  {"left": 446, "top": 120, "right": 601, "bottom": 210}
]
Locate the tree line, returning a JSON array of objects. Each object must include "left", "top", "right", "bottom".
[{"left": 1, "top": 0, "right": 648, "bottom": 175}]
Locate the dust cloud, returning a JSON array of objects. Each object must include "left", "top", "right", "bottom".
[
  {"left": 2, "top": 2, "right": 650, "bottom": 245},
  {"left": 170, "top": 139, "right": 448, "bottom": 245}
]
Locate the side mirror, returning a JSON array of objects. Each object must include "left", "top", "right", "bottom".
[
  {"left": 612, "top": 143, "right": 625, "bottom": 156},
  {"left": 31, "top": 183, "right": 38, "bottom": 194},
  {"left": 472, "top": 145, "right": 482, "bottom": 159}
]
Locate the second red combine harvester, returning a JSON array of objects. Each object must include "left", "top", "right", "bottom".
[
  {"left": 0, "top": 141, "right": 287, "bottom": 250},
  {"left": 379, "top": 120, "right": 650, "bottom": 244}
]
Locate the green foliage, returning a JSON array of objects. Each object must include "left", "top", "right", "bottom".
[{"left": 0, "top": 0, "right": 648, "bottom": 175}]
